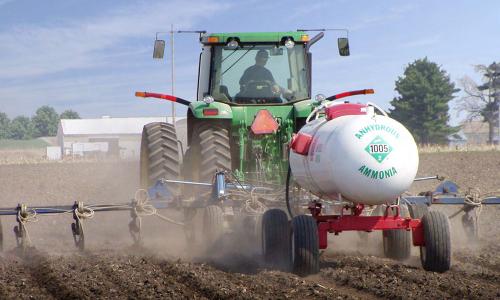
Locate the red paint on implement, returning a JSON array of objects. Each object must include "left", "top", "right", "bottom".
[
  {"left": 310, "top": 202, "right": 423, "bottom": 249},
  {"left": 325, "top": 103, "right": 368, "bottom": 120},
  {"left": 316, "top": 215, "right": 423, "bottom": 249},
  {"left": 290, "top": 133, "right": 313, "bottom": 155}
]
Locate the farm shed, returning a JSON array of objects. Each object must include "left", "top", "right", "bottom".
[
  {"left": 461, "top": 120, "right": 499, "bottom": 144},
  {"left": 57, "top": 116, "right": 186, "bottom": 158}
]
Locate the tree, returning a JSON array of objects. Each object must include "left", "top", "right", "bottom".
[
  {"left": 456, "top": 62, "right": 500, "bottom": 144},
  {"left": 0, "top": 112, "right": 10, "bottom": 139},
  {"left": 32, "top": 105, "right": 59, "bottom": 137},
  {"left": 8, "top": 116, "right": 33, "bottom": 140},
  {"left": 389, "top": 58, "right": 459, "bottom": 144},
  {"left": 60, "top": 110, "right": 80, "bottom": 119}
]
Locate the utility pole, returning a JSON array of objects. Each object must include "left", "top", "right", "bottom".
[{"left": 170, "top": 24, "right": 176, "bottom": 123}]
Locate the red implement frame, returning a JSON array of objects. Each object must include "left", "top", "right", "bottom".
[{"left": 308, "top": 202, "right": 425, "bottom": 249}]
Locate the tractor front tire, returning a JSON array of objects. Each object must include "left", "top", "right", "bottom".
[
  {"left": 140, "top": 122, "right": 181, "bottom": 193},
  {"left": 383, "top": 204, "right": 411, "bottom": 260},
  {"left": 420, "top": 210, "right": 451, "bottom": 272},
  {"left": 292, "top": 215, "right": 319, "bottom": 276},
  {"left": 262, "top": 209, "right": 291, "bottom": 271}
]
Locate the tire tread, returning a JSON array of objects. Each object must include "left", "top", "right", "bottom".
[
  {"left": 421, "top": 210, "right": 451, "bottom": 272},
  {"left": 292, "top": 215, "right": 319, "bottom": 276},
  {"left": 140, "top": 122, "right": 181, "bottom": 194},
  {"left": 262, "top": 209, "right": 290, "bottom": 271}
]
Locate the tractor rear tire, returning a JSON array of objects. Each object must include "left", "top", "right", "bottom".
[
  {"left": 409, "top": 204, "right": 429, "bottom": 219},
  {"left": 262, "top": 209, "right": 291, "bottom": 271},
  {"left": 198, "top": 122, "right": 231, "bottom": 182},
  {"left": 203, "top": 205, "right": 224, "bottom": 248},
  {"left": 420, "top": 210, "right": 451, "bottom": 272},
  {"left": 140, "top": 122, "right": 181, "bottom": 194},
  {"left": 292, "top": 215, "right": 319, "bottom": 276},
  {"left": 383, "top": 204, "right": 411, "bottom": 260},
  {"left": 188, "top": 122, "right": 231, "bottom": 203}
]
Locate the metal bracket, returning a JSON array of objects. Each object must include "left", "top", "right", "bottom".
[
  {"left": 384, "top": 204, "right": 400, "bottom": 218},
  {"left": 128, "top": 199, "right": 143, "bottom": 245},
  {"left": 71, "top": 201, "right": 85, "bottom": 251},
  {"left": 14, "top": 204, "right": 29, "bottom": 250}
]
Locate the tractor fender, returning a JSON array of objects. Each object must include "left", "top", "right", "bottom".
[
  {"left": 293, "top": 99, "right": 314, "bottom": 118},
  {"left": 189, "top": 101, "right": 233, "bottom": 119},
  {"left": 187, "top": 101, "right": 232, "bottom": 146}
]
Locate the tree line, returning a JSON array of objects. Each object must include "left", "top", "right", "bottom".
[
  {"left": 0, "top": 106, "right": 80, "bottom": 140},
  {"left": 389, "top": 58, "right": 499, "bottom": 144}
]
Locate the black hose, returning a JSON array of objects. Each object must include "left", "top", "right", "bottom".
[{"left": 285, "top": 163, "right": 294, "bottom": 218}]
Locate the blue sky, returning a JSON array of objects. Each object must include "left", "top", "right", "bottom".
[{"left": 0, "top": 0, "right": 499, "bottom": 125}]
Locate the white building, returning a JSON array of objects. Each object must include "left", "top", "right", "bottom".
[
  {"left": 56, "top": 116, "right": 186, "bottom": 159},
  {"left": 462, "top": 120, "right": 499, "bottom": 144}
]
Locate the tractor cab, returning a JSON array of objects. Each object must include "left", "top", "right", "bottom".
[{"left": 196, "top": 32, "right": 349, "bottom": 105}]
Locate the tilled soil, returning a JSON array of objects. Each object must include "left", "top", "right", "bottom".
[{"left": 0, "top": 152, "right": 499, "bottom": 299}]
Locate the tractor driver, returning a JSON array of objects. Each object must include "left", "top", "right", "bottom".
[{"left": 238, "top": 49, "right": 292, "bottom": 101}]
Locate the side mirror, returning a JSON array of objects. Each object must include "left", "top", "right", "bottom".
[
  {"left": 153, "top": 39, "right": 165, "bottom": 59},
  {"left": 338, "top": 38, "right": 350, "bottom": 56}
]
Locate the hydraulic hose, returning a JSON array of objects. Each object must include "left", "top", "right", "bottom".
[
  {"left": 135, "top": 92, "right": 191, "bottom": 106},
  {"left": 285, "top": 164, "right": 294, "bottom": 218}
]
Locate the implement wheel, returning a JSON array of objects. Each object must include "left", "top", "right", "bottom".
[
  {"left": 383, "top": 204, "right": 411, "bottom": 260},
  {"left": 140, "top": 122, "right": 181, "bottom": 193},
  {"left": 420, "top": 211, "right": 451, "bottom": 272},
  {"left": 262, "top": 209, "right": 290, "bottom": 271},
  {"left": 203, "top": 205, "right": 224, "bottom": 248},
  {"left": 292, "top": 215, "right": 319, "bottom": 276},
  {"left": 409, "top": 203, "right": 429, "bottom": 219}
]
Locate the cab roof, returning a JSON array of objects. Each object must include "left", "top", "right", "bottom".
[{"left": 200, "top": 31, "right": 309, "bottom": 44}]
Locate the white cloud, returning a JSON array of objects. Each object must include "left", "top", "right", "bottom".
[
  {"left": 0, "top": 0, "right": 232, "bottom": 117},
  {"left": 0, "top": 0, "right": 230, "bottom": 79}
]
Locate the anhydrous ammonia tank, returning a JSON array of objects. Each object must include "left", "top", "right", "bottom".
[{"left": 289, "top": 102, "right": 419, "bottom": 205}]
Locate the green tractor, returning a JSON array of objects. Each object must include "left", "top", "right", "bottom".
[{"left": 137, "top": 30, "right": 350, "bottom": 254}]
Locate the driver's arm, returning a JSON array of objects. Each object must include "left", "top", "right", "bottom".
[{"left": 265, "top": 69, "right": 292, "bottom": 97}]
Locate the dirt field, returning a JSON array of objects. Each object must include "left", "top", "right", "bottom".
[{"left": 0, "top": 152, "right": 499, "bottom": 299}]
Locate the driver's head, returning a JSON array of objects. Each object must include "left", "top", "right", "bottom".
[{"left": 255, "top": 49, "right": 269, "bottom": 66}]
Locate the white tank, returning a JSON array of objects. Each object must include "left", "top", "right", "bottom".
[{"left": 289, "top": 103, "right": 418, "bottom": 205}]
